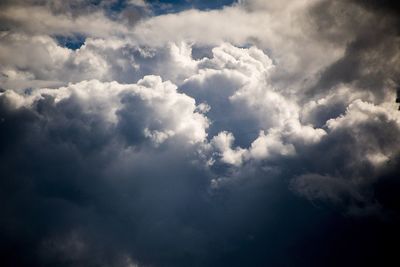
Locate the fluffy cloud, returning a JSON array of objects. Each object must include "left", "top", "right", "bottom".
[
  {"left": 3, "top": 75, "right": 209, "bottom": 145},
  {"left": 1, "top": 0, "right": 400, "bottom": 267},
  {"left": 0, "top": 2, "right": 129, "bottom": 37}
]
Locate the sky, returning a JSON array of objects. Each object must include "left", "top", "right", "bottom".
[{"left": 0, "top": 0, "right": 400, "bottom": 266}]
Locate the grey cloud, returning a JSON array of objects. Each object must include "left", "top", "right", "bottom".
[
  {"left": 0, "top": 80, "right": 211, "bottom": 267},
  {"left": 0, "top": 6, "right": 128, "bottom": 37},
  {"left": 290, "top": 173, "right": 379, "bottom": 215},
  {"left": 306, "top": 0, "right": 400, "bottom": 102},
  {"left": 1, "top": 0, "right": 400, "bottom": 267}
]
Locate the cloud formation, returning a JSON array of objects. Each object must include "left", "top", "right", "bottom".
[{"left": 1, "top": 0, "right": 400, "bottom": 266}]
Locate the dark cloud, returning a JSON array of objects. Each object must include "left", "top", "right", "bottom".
[
  {"left": 306, "top": 0, "right": 400, "bottom": 102},
  {"left": 0, "top": 91, "right": 208, "bottom": 266},
  {"left": 352, "top": 0, "right": 400, "bottom": 16},
  {"left": 1, "top": 0, "right": 400, "bottom": 266},
  {"left": 1, "top": 80, "right": 399, "bottom": 267}
]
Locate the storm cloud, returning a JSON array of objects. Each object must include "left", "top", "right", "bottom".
[{"left": 1, "top": 0, "right": 400, "bottom": 266}]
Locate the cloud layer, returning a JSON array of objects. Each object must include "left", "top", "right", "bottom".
[{"left": 1, "top": 0, "right": 400, "bottom": 266}]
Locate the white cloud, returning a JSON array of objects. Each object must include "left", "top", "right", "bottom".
[
  {"left": 0, "top": 5, "right": 128, "bottom": 37},
  {"left": 180, "top": 42, "right": 326, "bottom": 164},
  {"left": 211, "top": 131, "right": 246, "bottom": 166},
  {"left": 130, "top": 0, "right": 345, "bottom": 89},
  {"left": 2, "top": 75, "right": 209, "bottom": 145},
  {"left": 326, "top": 99, "right": 400, "bottom": 130},
  {"left": 247, "top": 130, "right": 296, "bottom": 160},
  {"left": 128, "top": 0, "right": 148, "bottom": 8}
]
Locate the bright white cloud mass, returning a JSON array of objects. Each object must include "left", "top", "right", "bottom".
[{"left": 1, "top": 0, "right": 400, "bottom": 267}]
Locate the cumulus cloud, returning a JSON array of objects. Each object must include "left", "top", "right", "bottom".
[
  {"left": 3, "top": 75, "right": 209, "bottom": 145},
  {"left": 1, "top": 0, "right": 400, "bottom": 266}
]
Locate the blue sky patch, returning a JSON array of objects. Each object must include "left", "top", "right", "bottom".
[{"left": 54, "top": 34, "right": 86, "bottom": 50}]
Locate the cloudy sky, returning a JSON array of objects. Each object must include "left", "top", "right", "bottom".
[{"left": 1, "top": 0, "right": 400, "bottom": 266}]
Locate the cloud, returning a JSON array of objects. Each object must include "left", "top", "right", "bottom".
[
  {"left": 306, "top": 0, "right": 400, "bottom": 102},
  {"left": 1, "top": 0, "right": 400, "bottom": 267},
  {"left": 3, "top": 75, "right": 209, "bottom": 145},
  {"left": 290, "top": 173, "right": 380, "bottom": 215},
  {"left": 0, "top": 74, "right": 212, "bottom": 266},
  {"left": 0, "top": 5, "right": 128, "bottom": 37},
  {"left": 211, "top": 131, "right": 246, "bottom": 166}
]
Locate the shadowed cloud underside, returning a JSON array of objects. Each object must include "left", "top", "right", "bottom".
[{"left": 0, "top": 0, "right": 400, "bottom": 266}]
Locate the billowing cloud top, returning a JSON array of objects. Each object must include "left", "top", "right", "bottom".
[{"left": 1, "top": 0, "right": 400, "bottom": 266}]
